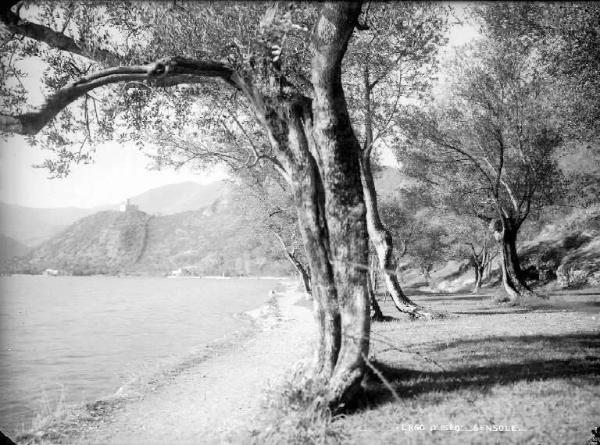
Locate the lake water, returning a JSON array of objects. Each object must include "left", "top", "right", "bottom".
[{"left": 0, "top": 275, "right": 281, "bottom": 437}]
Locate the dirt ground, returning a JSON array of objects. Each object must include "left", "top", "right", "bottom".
[{"left": 62, "top": 283, "right": 316, "bottom": 445}]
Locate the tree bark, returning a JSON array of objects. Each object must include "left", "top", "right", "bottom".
[
  {"left": 491, "top": 218, "right": 543, "bottom": 304},
  {"left": 359, "top": 155, "right": 440, "bottom": 320},
  {"left": 472, "top": 265, "right": 483, "bottom": 293},
  {"left": 310, "top": 2, "right": 370, "bottom": 410},
  {"left": 359, "top": 66, "right": 439, "bottom": 320},
  {"left": 285, "top": 102, "right": 341, "bottom": 381},
  {"left": 367, "top": 252, "right": 385, "bottom": 321}
]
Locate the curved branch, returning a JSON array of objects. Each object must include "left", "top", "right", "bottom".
[
  {"left": 0, "top": 2, "right": 122, "bottom": 65},
  {"left": 0, "top": 57, "right": 241, "bottom": 135}
]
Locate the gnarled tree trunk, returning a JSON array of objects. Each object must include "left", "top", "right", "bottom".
[
  {"left": 360, "top": 65, "right": 439, "bottom": 320},
  {"left": 491, "top": 218, "right": 542, "bottom": 304},
  {"left": 289, "top": 158, "right": 341, "bottom": 379},
  {"left": 359, "top": 153, "right": 440, "bottom": 320},
  {"left": 309, "top": 3, "right": 370, "bottom": 409},
  {"left": 472, "top": 264, "right": 483, "bottom": 293}
]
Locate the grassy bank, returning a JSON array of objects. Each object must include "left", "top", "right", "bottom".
[{"left": 249, "top": 288, "right": 600, "bottom": 445}]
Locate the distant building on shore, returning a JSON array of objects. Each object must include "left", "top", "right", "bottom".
[{"left": 120, "top": 199, "right": 139, "bottom": 212}]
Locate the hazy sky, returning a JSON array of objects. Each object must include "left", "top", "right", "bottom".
[
  {"left": 0, "top": 4, "right": 478, "bottom": 209},
  {"left": 0, "top": 136, "right": 228, "bottom": 208}
]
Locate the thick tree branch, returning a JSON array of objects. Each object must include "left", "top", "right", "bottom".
[
  {"left": 0, "top": 2, "right": 122, "bottom": 65},
  {"left": 0, "top": 57, "right": 241, "bottom": 135}
]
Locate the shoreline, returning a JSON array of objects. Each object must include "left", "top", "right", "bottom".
[{"left": 14, "top": 281, "right": 314, "bottom": 445}]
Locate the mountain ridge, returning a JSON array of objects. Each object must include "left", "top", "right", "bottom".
[
  {"left": 0, "top": 180, "right": 231, "bottom": 247},
  {"left": 4, "top": 196, "right": 292, "bottom": 277}
]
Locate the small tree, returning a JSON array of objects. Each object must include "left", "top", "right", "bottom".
[
  {"left": 444, "top": 215, "right": 498, "bottom": 293},
  {"left": 231, "top": 167, "right": 311, "bottom": 295}
]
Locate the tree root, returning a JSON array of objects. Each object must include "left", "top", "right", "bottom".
[{"left": 399, "top": 305, "right": 447, "bottom": 321}]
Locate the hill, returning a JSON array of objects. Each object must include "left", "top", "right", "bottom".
[
  {"left": 7, "top": 197, "right": 292, "bottom": 277},
  {"left": 0, "top": 202, "right": 94, "bottom": 247},
  {"left": 520, "top": 206, "right": 600, "bottom": 288},
  {"left": 0, "top": 180, "right": 230, "bottom": 247},
  {"left": 15, "top": 209, "right": 152, "bottom": 275},
  {"left": 0, "top": 234, "right": 29, "bottom": 260}
]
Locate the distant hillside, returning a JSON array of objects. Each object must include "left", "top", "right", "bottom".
[
  {"left": 0, "top": 180, "right": 230, "bottom": 247},
  {"left": 14, "top": 209, "right": 151, "bottom": 275},
  {"left": 7, "top": 197, "right": 292, "bottom": 277},
  {"left": 0, "top": 202, "right": 94, "bottom": 247},
  {"left": 1, "top": 169, "right": 414, "bottom": 276},
  {"left": 0, "top": 234, "right": 29, "bottom": 260}
]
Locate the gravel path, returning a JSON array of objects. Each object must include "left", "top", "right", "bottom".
[{"left": 77, "top": 284, "right": 315, "bottom": 445}]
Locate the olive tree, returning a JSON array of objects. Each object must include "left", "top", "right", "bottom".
[
  {"left": 1, "top": 1, "right": 370, "bottom": 409},
  {"left": 231, "top": 167, "right": 312, "bottom": 295}
]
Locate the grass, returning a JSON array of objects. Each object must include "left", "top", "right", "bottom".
[
  {"left": 248, "top": 288, "right": 600, "bottom": 445},
  {"left": 15, "top": 394, "right": 127, "bottom": 445},
  {"left": 243, "top": 366, "right": 345, "bottom": 445}
]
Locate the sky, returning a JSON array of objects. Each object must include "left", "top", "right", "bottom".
[
  {"left": 0, "top": 137, "right": 228, "bottom": 208},
  {"left": 0, "top": 4, "right": 478, "bottom": 210}
]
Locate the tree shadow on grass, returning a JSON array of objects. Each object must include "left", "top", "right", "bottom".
[
  {"left": 422, "top": 295, "right": 491, "bottom": 302},
  {"left": 359, "top": 333, "right": 600, "bottom": 409},
  {"left": 453, "top": 310, "right": 534, "bottom": 315},
  {"left": 548, "top": 291, "right": 600, "bottom": 297},
  {"left": 372, "top": 315, "right": 399, "bottom": 323}
]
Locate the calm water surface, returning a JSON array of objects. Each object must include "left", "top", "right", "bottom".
[{"left": 0, "top": 275, "right": 279, "bottom": 436}]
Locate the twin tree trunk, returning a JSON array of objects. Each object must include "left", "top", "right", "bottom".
[
  {"left": 491, "top": 217, "right": 541, "bottom": 304},
  {"left": 269, "top": 3, "right": 370, "bottom": 409},
  {"left": 235, "top": 3, "right": 369, "bottom": 409},
  {"left": 469, "top": 244, "right": 495, "bottom": 294},
  {"left": 472, "top": 265, "right": 484, "bottom": 293}
]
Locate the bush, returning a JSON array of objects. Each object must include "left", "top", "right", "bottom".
[{"left": 244, "top": 365, "right": 346, "bottom": 445}]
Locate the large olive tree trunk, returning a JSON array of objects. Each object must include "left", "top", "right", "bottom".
[
  {"left": 240, "top": 3, "right": 369, "bottom": 409},
  {"left": 309, "top": 3, "right": 370, "bottom": 408},
  {"left": 491, "top": 218, "right": 541, "bottom": 304},
  {"left": 290, "top": 158, "right": 341, "bottom": 379}
]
